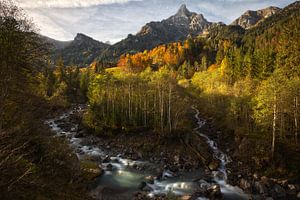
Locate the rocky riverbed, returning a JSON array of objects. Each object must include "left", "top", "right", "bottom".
[{"left": 45, "top": 105, "right": 300, "bottom": 200}]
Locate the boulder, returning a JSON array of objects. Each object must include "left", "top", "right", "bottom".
[
  {"left": 207, "top": 184, "right": 222, "bottom": 200},
  {"left": 106, "top": 163, "right": 113, "bottom": 171},
  {"left": 208, "top": 159, "right": 220, "bottom": 171},
  {"left": 254, "top": 181, "right": 268, "bottom": 194},
  {"left": 80, "top": 161, "right": 103, "bottom": 180},
  {"left": 145, "top": 176, "right": 155, "bottom": 184},
  {"left": 272, "top": 184, "right": 286, "bottom": 199},
  {"left": 181, "top": 195, "right": 192, "bottom": 200},
  {"left": 240, "top": 178, "right": 251, "bottom": 191},
  {"left": 286, "top": 184, "right": 297, "bottom": 195},
  {"left": 102, "top": 155, "right": 111, "bottom": 163},
  {"left": 138, "top": 181, "right": 147, "bottom": 190},
  {"left": 142, "top": 185, "right": 152, "bottom": 192}
]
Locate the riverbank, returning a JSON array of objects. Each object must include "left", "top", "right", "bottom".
[
  {"left": 197, "top": 115, "right": 300, "bottom": 200},
  {"left": 46, "top": 104, "right": 300, "bottom": 199},
  {"left": 47, "top": 106, "right": 253, "bottom": 200}
]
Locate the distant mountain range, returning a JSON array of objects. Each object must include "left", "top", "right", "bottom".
[{"left": 42, "top": 3, "right": 288, "bottom": 66}]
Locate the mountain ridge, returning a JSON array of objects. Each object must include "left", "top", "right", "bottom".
[
  {"left": 231, "top": 6, "right": 281, "bottom": 29},
  {"left": 99, "top": 5, "right": 213, "bottom": 62},
  {"left": 44, "top": 33, "right": 110, "bottom": 66},
  {"left": 44, "top": 3, "right": 284, "bottom": 66}
]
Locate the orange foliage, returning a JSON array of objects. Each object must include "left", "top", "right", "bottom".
[
  {"left": 207, "top": 64, "right": 219, "bottom": 72},
  {"left": 117, "top": 41, "right": 192, "bottom": 72}
]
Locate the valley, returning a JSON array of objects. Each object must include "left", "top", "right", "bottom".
[{"left": 0, "top": 1, "right": 299, "bottom": 200}]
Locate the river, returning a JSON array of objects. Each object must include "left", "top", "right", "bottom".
[{"left": 45, "top": 106, "right": 250, "bottom": 200}]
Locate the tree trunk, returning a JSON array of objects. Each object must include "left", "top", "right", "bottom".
[
  {"left": 168, "top": 84, "right": 172, "bottom": 133},
  {"left": 295, "top": 96, "right": 298, "bottom": 144},
  {"left": 272, "top": 98, "right": 277, "bottom": 159},
  {"left": 160, "top": 88, "right": 164, "bottom": 132}
]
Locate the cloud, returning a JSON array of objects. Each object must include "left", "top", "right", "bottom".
[
  {"left": 16, "top": 0, "right": 142, "bottom": 8},
  {"left": 19, "top": 0, "right": 295, "bottom": 43}
]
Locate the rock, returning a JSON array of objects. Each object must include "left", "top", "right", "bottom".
[
  {"left": 297, "top": 192, "right": 300, "bottom": 198},
  {"left": 106, "top": 164, "right": 113, "bottom": 171},
  {"left": 142, "top": 185, "right": 152, "bottom": 192},
  {"left": 138, "top": 181, "right": 147, "bottom": 190},
  {"left": 265, "top": 197, "right": 274, "bottom": 200},
  {"left": 240, "top": 178, "right": 251, "bottom": 191},
  {"left": 81, "top": 161, "right": 103, "bottom": 180},
  {"left": 75, "top": 130, "right": 85, "bottom": 138},
  {"left": 145, "top": 176, "right": 155, "bottom": 184},
  {"left": 278, "top": 179, "right": 288, "bottom": 187},
  {"left": 251, "top": 195, "right": 263, "bottom": 200},
  {"left": 272, "top": 184, "right": 286, "bottom": 198},
  {"left": 207, "top": 184, "right": 222, "bottom": 199},
  {"left": 102, "top": 155, "right": 111, "bottom": 163},
  {"left": 286, "top": 184, "right": 297, "bottom": 195},
  {"left": 174, "top": 155, "right": 180, "bottom": 163},
  {"left": 87, "top": 155, "right": 102, "bottom": 162},
  {"left": 213, "top": 171, "right": 225, "bottom": 180},
  {"left": 138, "top": 181, "right": 152, "bottom": 192},
  {"left": 137, "top": 152, "right": 143, "bottom": 159},
  {"left": 253, "top": 173, "right": 259, "bottom": 180},
  {"left": 254, "top": 181, "right": 268, "bottom": 194},
  {"left": 208, "top": 159, "right": 219, "bottom": 171},
  {"left": 181, "top": 195, "right": 191, "bottom": 200},
  {"left": 197, "top": 179, "right": 210, "bottom": 190},
  {"left": 261, "top": 176, "right": 269, "bottom": 184}
]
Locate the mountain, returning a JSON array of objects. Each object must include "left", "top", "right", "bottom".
[
  {"left": 231, "top": 6, "right": 281, "bottom": 29},
  {"left": 43, "top": 33, "right": 110, "bottom": 66},
  {"left": 99, "top": 4, "right": 213, "bottom": 62},
  {"left": 39, "top": 35, "right": 72, "bottom": 50}
]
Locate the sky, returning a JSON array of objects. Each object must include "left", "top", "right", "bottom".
[{"left": 16, "top": 0, "right": 295, "bottom": 44}]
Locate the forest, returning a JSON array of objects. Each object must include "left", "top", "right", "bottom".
[{"left": 0, "top": 0, "right": 299, "bottom": 199}]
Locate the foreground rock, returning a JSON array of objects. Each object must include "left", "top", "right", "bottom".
[{"left": 80, "top": 160, "right": 103, "bottom": 181}]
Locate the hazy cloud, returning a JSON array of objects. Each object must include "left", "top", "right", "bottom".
[
  {"left": 16, "top": 0, "right": 142, "bottom": 8},
  {"left": 18, "top": 0, "right": 295, "bottom": 43}
]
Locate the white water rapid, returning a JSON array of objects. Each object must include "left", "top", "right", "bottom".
[
  {"left": 45, "top": 106, "right": 250, "bottom": 199},
  {"left": 192, "top": 106, "right": 249, "bottom": 199}
]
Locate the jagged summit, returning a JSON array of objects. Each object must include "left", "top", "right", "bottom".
[
  {"left": 74, "top": 33, "right": 92, "bottom": 41},
  {"left": 231, "top": 6, "right": 281, "bottom": 29},
  {"left": 176, "top": 4, "right": 192, "bottom": 17},
  {"left": 100, "top": 4, "right": 213, "bottom": 61}
]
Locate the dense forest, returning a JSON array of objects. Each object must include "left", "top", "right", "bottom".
[{"left": 1, "top": 0, "right": 299, "bottom": 199}]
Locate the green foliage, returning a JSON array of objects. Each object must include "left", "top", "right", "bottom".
[{"left": 84, "top": 68, "right": 191, "bottom": 135}]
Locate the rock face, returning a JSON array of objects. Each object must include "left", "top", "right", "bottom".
[
  {"left": 231, "top": 6, "right": 281, "bottom": 29},
  {"left": 100, "top": 4, "right": 213, "bottom": 61}
]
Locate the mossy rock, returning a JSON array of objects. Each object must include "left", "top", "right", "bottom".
[{"left": 80, "top": 160, "right": 103, "bottom": 181}]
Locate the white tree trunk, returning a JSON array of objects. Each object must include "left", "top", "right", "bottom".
[
  {"left": 168, "top": 84, "right": 172, "bottom": 132},
  {"left": 272, "top": 98, "right": 277, "bottom": 159},
  {"left": 295, "top": 96, "right": 298, "bottom": 144}
]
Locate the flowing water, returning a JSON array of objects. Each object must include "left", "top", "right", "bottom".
[{"left": 45, "top": 106, "right": 250, "bottom": 199}]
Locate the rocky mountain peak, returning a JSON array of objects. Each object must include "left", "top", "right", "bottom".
[
  {"left": 176, "top": 4, "right": 191, "bottom": 17},
  {"left": 231, "top": 6, "right": 281, "bottom": 29},
  {"left": 74, "top": 33, "right": 91, "bottom": 41}
]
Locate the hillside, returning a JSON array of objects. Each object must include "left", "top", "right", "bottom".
[
  {"left": 99, "top": 4, "right": 214, "bottom": 62},
  {"left": 44, "top": 33, "right": 110, "bottom": 66}
]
